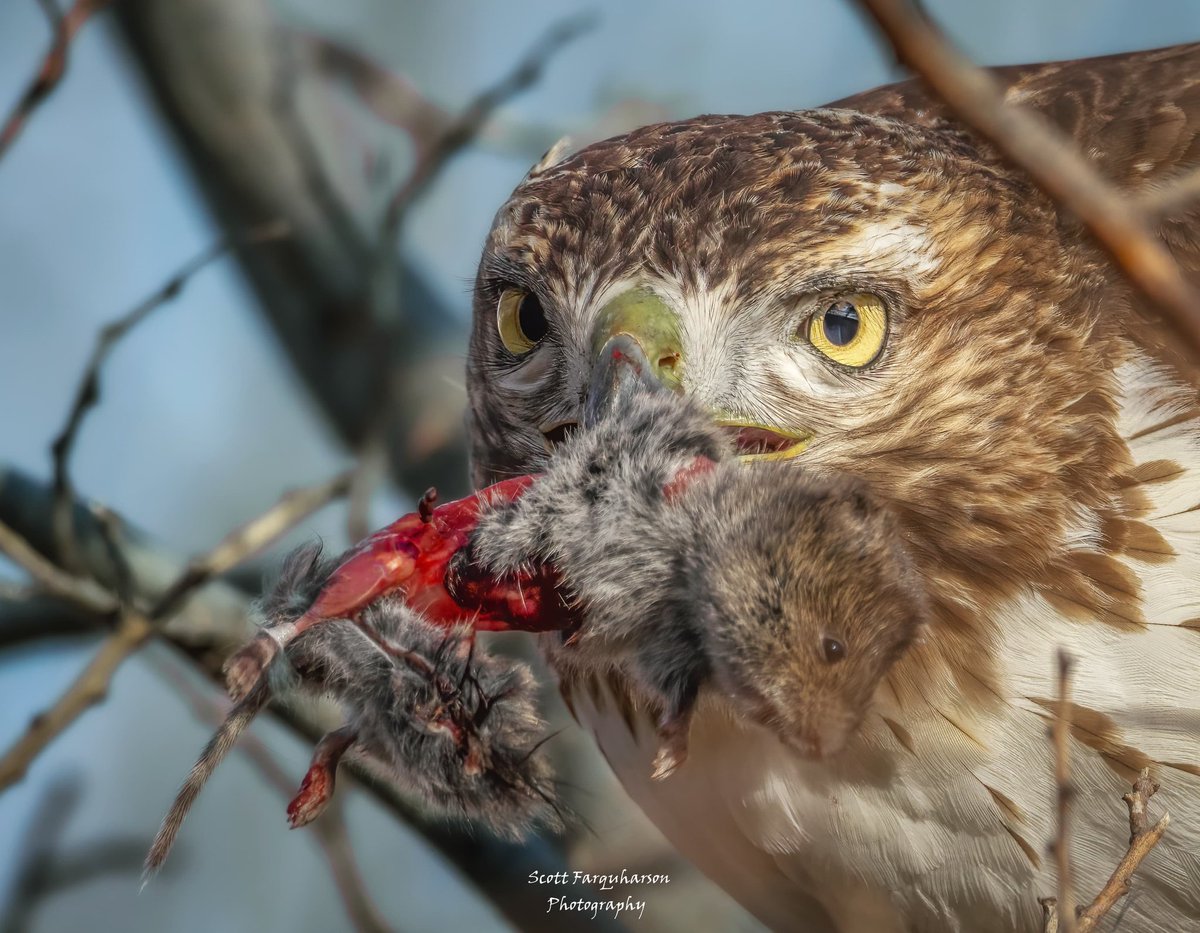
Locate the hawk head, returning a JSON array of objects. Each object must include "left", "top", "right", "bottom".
[{"left": 466, "top": 108, "right": 1159, "bottom": 713}]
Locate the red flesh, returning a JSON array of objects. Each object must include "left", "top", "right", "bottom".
[
  {"left": 300, "top": 475, "right": 571, "bottom": 633},
  {"left": 298, "top": 458, "right": 718, "bottom": 638}
]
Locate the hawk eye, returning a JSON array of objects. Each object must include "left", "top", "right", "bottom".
[
  {"left": 807, "top": 294, "right": 887, "bottom": 368},
  {"left": 497, "top": 288, "right": 548, "bottom": 355},
  {"left": 820, "top": 636, "right": 847, "bottom": 664}
]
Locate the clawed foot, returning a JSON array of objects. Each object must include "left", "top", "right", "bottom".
[
  {"left": 651, "top": 705, "right": 694, "bottom": 781},
  {"left": 287, "top": 725, "right": 358, "bottom": 828}
]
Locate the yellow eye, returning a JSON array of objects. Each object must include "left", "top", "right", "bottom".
[
  {"left": 807, "top": 294, "right": 887, "bottom": 368},
  {"left": 497, "top": 288, "right": 548, "bottom": 355}
]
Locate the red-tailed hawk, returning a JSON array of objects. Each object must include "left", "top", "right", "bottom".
[{"left": 464, "top": 43, "right": 1200, "bottom": 932}]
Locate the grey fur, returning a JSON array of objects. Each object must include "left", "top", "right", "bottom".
[
  {"left": 471, "top": 386, "right": 926, "bottom": 762},
  {"left": 145, "top": 543, "right": 561, "bottom": 879}
]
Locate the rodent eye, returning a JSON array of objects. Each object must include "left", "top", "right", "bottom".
[
  {"left": 497, "top": 288, "right": 548, "bottom": 355},
  {"left": 806, "top": 294, "right": 887, "bottom": 368},
  {"left": 820, "top": 636, "right": 847, "bottom": 664}
]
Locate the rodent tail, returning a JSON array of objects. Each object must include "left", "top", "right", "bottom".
[{"left": 141, "top": 678, "right": 271, "bottom": 887}]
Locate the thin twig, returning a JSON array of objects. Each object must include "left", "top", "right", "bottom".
[
  {"left": 149, "top": 468, "right": 354, "bottom": 622},
  {"left": 1138, "top": 169, "right": 1200, "bottom": 221},
  {"left": 0, "top": 517, "right": 116, "bottom": 615},
  {"left": 0, "top": 609, "right": 153, "bottom": 792},
  {"left": 378, "top": 12, "right": 594, "bottom": 242},
  {"left": 1039, "top": 896, "right": 1060, "bottom": 933},
  {"left": 90, "top": 502, "right": 134, "bottom": 607},
  {"left": 1041, "top": 658, "right": 1172, "bottom": 932},
  {"left": 346, "top": 432, "right": 387, "bottom": 544},
  {"left": 0, "top": 0, "right": 114, "bottom": 162},
  {"left": 1051, "top": 649, "right": 1077, "bottom": 933},
  {"left": 157, "top": 658, "right": 393, "bottom": 933},
  {"left": 50, "top": 221, "right": 290, "bottom": 572},
  {"left": 1076, "top": 770, "right": 1170, "bottom": 932},
  {"left": 854, "top": 0, "right": 1200, "bottom": 360}
]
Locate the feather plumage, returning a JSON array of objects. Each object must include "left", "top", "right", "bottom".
[{"left": 466, "top": 42, "right": 1200, "bottom": 932}]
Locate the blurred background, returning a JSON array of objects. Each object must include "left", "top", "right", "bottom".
[{"left": 1, "top": 1, "right": 1198, "bottom": 931}]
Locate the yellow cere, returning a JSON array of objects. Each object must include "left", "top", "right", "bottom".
[
  {"left": 497, "top": 288, "right": 536, "bottom": 355},
  {"left": 808, "top": 293, "right": 887, "bottom": 368}
]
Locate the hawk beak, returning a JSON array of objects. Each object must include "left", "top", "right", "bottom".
[
  {"left": 583, "top": 289, "right": 683, "bottom": 428},
  {"left": 569, "top": 287, "right": 811, "bottom": 460}
]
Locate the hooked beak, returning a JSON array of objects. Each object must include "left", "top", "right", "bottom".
[
  {"left": 548, "top": 287, "right": 812, "bottom": 459},
  {"left": 583, "top": 288, "right": 683, "bottom": 428}
]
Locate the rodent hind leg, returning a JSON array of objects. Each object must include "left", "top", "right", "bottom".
[
  {"left": 286, "top": 724, "right": 359, "bottom": 829},
  {"left": 650, "top": 684, "right": 698, "bottom": 781}
]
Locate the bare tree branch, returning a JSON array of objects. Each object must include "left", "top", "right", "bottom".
[
  {"left": 1050, "top": 649, "right": 1077, "bottom": 933},
  {"left": 0, "top": 595, "right": 99, "bottom": 652},
  {"left": 0, "top": 517, "right": 115, "bottom": 615},
  {"left": 853, "top": 0, "right": 1200, "bottom": 360},
  {"left": 1139, "top": 169, "right": 1200, "bottom": 221},
  {"left": 1076, "top": 770, "right": 1170, "bottom": 932},
  {"left": 158, "top": 657, "right": 393, "bottom": 933},
  {"left": 0, "top": 464, "right": 621, "bottom": 933},
  {"left": 149, "top": 468, "right": 353, "bottom": 623},
  {"left": 50, "top": 222, "right": 289, "bottom": 573},
  {"left": 378, "top": 12, "right": 596, "bottom": 244},
  {"left": 0, "top": 604, "right": 152, "bottom": 793},
  {"left": 0, "top": 462, "right": 348, "bottom": 793},
  {"left": 1040, "top": 656, "right": 1172, "bottom": 932},
  {"left": 0, "top": 0, "right": 113, "bottom": 162}
]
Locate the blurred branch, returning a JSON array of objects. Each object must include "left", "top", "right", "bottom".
[
  {"left": 853, "top": 0, "right": 1200, "bottom": 360},
  {"left": 1139, "top": 169, "right": 1200, "bottom": 220},
  {"left": 0, "top": 458, "right": 349, "bottom": 794},
  {"left": 112, "top": 0, "right": 470, "bottom": 495},
  {"left": 148, "top": 467, "right": 352, "bottom": 622},
  {"left": 0, "top": 0, "right": 113, "bottom": 162},
  {"left": 303, "top": 33, "right": 453, "bottom": 153},
  {"left": 1040, "top": 652, "right": 1171, "bottom": 933},
  {"left": 159, "top": 656, "right": 392, "bottom": 933},
  {"left": 50, "top": 221, "right": 289, "bottom": 573},
  {"left": 378, "top": 12, "right": 595, "bottom": 241},
  {"left": 0, "top": 464, "right": 620, "bottom": 933},
  {"left": 1050, "top": 649, "right": 1077, "bottom": 933},
  {"left": 0, "top": 602, "right": 152, "bottom": 793},
  {"left": 0, "top": 595, "right": 99, "bottom": 652},
  {"left": 0, "top": 517, "right": 115, "bottom": 615},
  {"left": 0, "top": 774, "right": 173, "bottom": 933}
]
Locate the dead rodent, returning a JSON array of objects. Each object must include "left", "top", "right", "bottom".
[
  {"left": 470, "top": 387, "right": 927, "bottom": 772},
  {"left": 681, "top": 462, "right": 927, "bottom": 760}
]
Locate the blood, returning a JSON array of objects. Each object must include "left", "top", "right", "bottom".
[
  {"left": 298, "top": 475, "right": 572, "bottom": 634},
  {"left": 296, "top": 456, "right": 716, "bottom": 640}
]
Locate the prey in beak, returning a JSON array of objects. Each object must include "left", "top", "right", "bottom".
[{"left": 541, "top": 286, "right": 814, "bottom": 462}]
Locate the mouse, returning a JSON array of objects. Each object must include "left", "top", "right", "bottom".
[{"left": 469, "top": 385, "right": 927, "bottom": 775}]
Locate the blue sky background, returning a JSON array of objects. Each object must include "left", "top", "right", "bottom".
[{"left": 2, "top": 2, "right": 1199, "bottom": 930}]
